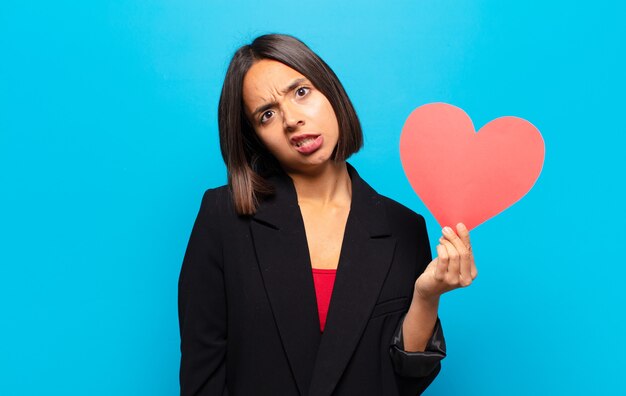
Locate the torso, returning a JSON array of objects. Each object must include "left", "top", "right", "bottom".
[{"left": 299, "top": 202, "right": 350, "bottom": 270}]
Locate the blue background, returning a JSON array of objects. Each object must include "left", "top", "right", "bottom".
[{"left": 1, "top": 1, "right": 625, "bottom": 394}]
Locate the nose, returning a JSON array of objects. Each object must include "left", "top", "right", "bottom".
[{"left": 281, "top": 102, "right": 305, "bottom": 131}]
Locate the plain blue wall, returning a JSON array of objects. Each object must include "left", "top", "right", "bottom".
[{"left": 1, "top": 1, "right": 624, "bottom": 394}]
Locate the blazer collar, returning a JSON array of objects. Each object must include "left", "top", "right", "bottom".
[
  {"left": 250, "top": 162, "right": 396, "bottom": 396},
  {"left": 253, "top": 162, "right": 391, "bottom": 237}
]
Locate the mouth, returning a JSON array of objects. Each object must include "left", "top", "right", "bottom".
[
  {"left": 290, "top": 134, "right": 324, "bottom": 154},
  {"left": 290, "top": 134, "right": 321, "bottom": 147}
]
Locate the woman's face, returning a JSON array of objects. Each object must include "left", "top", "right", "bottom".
[{"left": 242, "top": 59, "right": 340, "bottom": 174}]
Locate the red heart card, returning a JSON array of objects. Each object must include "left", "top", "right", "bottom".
[{"left": 400, "top": 103, "right": 545, "bottom": 230}]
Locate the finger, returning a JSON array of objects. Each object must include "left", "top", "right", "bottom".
[
  {"left": 435, "top": 244, "right": 448, "bottom": 281},
  {"left": 469, "top": 249, "right": 478, "bottom": 280},
  {"left": 471, "top": 262, "right": 478, "bottom": 280},
  {"left": 438, "top": 235, "right": 461, "bottom": 285},
  {"left": 443, "top": 226, "right": 470, "bottom": 254},
  {"left": 454, "top": 224, "right": 478, "bottom": 280},
  {"left": 455, "top": 223, "right": 472, "bottom": 249},
  {"left": 443, "top": 226, "right": 472, "bottom": 286}
]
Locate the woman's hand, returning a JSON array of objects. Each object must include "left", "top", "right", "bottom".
[
  {"left": 414, "top": 223, "right": 478, "bottom": 302},
  {"left": 401, "top": 223, "right": 477, "bottom": 352}
]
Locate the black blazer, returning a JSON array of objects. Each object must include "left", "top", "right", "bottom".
[{"left": 178, "top": 163, "right": 446, "bottom": 396}]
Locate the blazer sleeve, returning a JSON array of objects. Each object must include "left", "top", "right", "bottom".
[
  {"left": 389, "top": 314, "right": 446, "bottom": 378},
  {"left": 178, "top": 189, "right": 229, "bottom": 396},
  {"left": 389, "top": 214, "right": 446, "bottom": 382}
]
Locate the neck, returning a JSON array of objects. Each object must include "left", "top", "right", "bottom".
[{"left": 285, "top": 161, "right": 352, "bottom": 207}]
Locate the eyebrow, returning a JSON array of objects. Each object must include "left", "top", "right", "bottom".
[{"left": 251, "top": 77, "right": 309, "bottom": 119}]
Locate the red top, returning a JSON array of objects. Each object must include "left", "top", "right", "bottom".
[{"left": 312, "top": 268, "right": 337, "bottom": 332}]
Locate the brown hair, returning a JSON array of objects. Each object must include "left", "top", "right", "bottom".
[{"left": 218, "top": 33, "right": 363, "bottom": 215}]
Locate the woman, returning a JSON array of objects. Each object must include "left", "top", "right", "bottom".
[{"left": 178, "top": 33, "right": 477, "bottom": 396}]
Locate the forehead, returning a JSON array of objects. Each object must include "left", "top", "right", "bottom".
[{"left": 242, "top": 59, "right": 306, "bottom": 108}]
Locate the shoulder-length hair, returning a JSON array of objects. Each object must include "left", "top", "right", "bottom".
[{"left": 218, "top": 33, "right": 363, "bottom": 215}]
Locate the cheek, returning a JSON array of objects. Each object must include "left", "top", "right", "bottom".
[
  {"left": 321, "top": 104, "right": 339, "bottom": 136},
  {"left": 305, "top": 97, "right": 339, "bottom": 133}
]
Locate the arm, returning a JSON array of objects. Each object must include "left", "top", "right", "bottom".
[
  {"left": 178, "top": 189, "right": 229, "bottom": 396},
  {"left": 402, "top": 294, "right": 440, "bottom": 352},
  {"left": 389, "top": 216, "right": 446, "bottom": 381},
  {"left": 391, "top": 222, "right": 477, "bottom": 378}
]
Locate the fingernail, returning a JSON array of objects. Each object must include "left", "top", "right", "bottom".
[
  {"left": 443, "top": 226, "right": 453, "bottom": 235},
  {"left": 457, "top": 223, "right": 467, "bottom": 230}
]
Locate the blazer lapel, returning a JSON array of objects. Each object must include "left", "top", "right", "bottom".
[
  {"left": 250, "top": 163, "right": 396, "bottom": 396},
  {"left": 308, "top": 164, "right": 397, "bottom": 396},
  {"left": 250, "top": 170, "right": 322, "bottom": 396}
]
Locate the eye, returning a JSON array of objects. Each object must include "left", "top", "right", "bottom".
[
  {"left": 260, "top": 110, "right": 274, "bottom": 124},
  {"left": 295, "top": 86, "right": 310, "bottom": 98}
]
